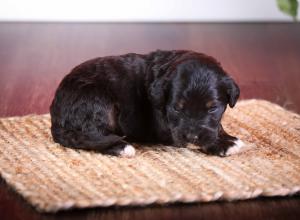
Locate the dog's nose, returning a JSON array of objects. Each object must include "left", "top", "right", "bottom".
[{"left": 186, "top": 134, "right": 199, "bottom": 141}]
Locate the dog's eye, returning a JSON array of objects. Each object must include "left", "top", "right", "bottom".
[{"left": 208, "top": 106, "right": 218, "bottom": 113}]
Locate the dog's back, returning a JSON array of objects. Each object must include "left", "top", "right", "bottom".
[{"left": 50, "top": 53, "right": 150, "bottom": 152}]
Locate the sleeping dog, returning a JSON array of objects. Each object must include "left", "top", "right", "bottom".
[{"left": 50, "top": 50, "right": 244, "bottom": 157}]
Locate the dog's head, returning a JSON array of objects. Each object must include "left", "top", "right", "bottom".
[{"left": 150, "top": 54, "right": 240, "bottom": 147}]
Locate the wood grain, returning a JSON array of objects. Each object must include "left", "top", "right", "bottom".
[{"left": 0, "top": 22, "right": 299, "bottom": 220}]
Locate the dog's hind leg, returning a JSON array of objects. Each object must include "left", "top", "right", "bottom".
[{"left": 104, "top": 143, "right": 136, "bottom": 157}]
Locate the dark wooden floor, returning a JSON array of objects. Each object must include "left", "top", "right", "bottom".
[{"left": 0, "top": 22, "right": 299, "bottom": 220}]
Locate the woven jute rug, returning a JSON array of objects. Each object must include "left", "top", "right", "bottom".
[{"left": 0, "top": 99, "right": 300, "bottom": 212}]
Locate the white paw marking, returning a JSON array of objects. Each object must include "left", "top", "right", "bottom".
[
  {"left": 119, "top": 144, "right": 136, "bottom": 157},
  {"left": 226, "top": 139, "right": 245, "bottom": 156}
]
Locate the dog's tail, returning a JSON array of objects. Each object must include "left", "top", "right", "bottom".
[{"left": 51, "top": 126, "right": 125, "bottom": 151}]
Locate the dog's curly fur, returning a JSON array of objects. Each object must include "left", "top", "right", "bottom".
[{"left": 50, "top": 50, "right": 241, "bottom": 156}]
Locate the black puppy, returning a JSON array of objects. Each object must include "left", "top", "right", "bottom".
[{"left": 50, "top": 50, "right": 244, "bottom": 157}]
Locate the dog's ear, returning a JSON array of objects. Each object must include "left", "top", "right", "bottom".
[{"left": 223, "top": 76, "right": 240, "bottom": 108}]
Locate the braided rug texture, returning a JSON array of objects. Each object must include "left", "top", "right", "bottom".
[{"left": 0, "top": 99, "right": 300, "bottom": 212}]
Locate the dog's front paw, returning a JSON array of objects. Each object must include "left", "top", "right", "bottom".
[
  {"left": 202, "top": 136, "right": 245, "bottom": 157},
  {"left": 224, "top": 139, "right": 245, "bottom": 156}
]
